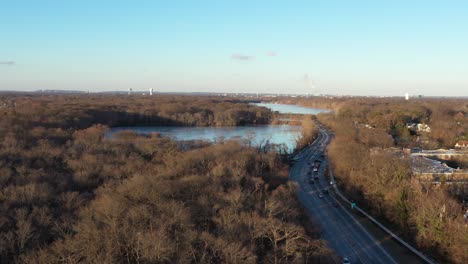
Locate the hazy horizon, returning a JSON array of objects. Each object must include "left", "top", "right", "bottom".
[{"left": 1, "top": 1, "right": 468, "bottom": 96}]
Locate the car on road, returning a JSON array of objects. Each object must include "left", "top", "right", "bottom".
[
  {"left": 323, "top": 188, "right": 329, "bottom": 194},
  {"left": 309, "top": 179, "right": 314, "bottom": 184},
  {"left": 314, "top": 176, "right": 319, "bottom": 180},
  {"left": 313, "top": 167, "right": 318, "bottom": 172},
  {"left": 318, "top": 194, "right": 324, "bottom": 198},
  {"left": 333, "top": 201, "right": 339, "bottom": 207},
  {"left": 342, "top": 257, "right": 350, "bottom": 264}
]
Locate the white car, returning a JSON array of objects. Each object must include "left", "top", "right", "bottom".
[{"left": 342, "top": 257, "right": 350, "bottom": 264}]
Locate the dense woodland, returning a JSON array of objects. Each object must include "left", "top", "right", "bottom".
[
  {"left": 279, "top": 96, "right": 467, "bottom": 149},
  {"left": 1, "top": 94, "right": 272, "bottom": 129},
  {"left": 0, "top": 94, "right": 335, "bottom": 263},
  {"left": 312, "top": 97, "right": 468, "bottom": 264},
  {"left": 1, "top": 93, "right": 467, "bottom": 263}
]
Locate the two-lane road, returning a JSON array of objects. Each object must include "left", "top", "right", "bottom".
[{"left": 290, "top": 126, "right": 397, "bottom": 264}]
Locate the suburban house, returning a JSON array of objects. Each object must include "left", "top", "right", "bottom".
[
  {"left": 406, "top": 123, "right": 431, "bottom": 133},
  {"left": 455, "top": 140, "right": 468, "bottom": 149}
]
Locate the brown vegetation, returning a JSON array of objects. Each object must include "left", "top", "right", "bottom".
[
  {"left": 282, "top": 96, "right": 467, "bottom": 149},
  {"left": 1, "top": 94, "right": 272, "bottom": 130},
  {"left": 316, "top": 98, "right": 468, "bottom": 264},
  {"left": 0, "top": 94, "right": 335, "bottom": 263},
  {"left": 295, "top": 116, "right": 318, "bottom": 150}
]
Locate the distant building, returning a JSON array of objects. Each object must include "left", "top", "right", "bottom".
[
  {"left": 455, "top": 140, "right": 468, "bottom": 149},
  {"left": 405, "top": 93, "right": 409, "bottom": 100},
  {"left": 149, "top": 88, "right": 153, "bottom": 96}
]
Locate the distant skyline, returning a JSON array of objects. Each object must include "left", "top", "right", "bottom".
[{"left": 1, "top": 1, "right": 468, "bottom": 96}]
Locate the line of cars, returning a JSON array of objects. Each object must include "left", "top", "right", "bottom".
[
  {"left": 307, "top": 159, "right": 339, "bottom": 208},
  {"left": 306, "top": 132, "right": 349, "bottom": 264}
]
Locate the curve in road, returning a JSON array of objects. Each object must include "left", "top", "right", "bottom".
[{"left": 290, "top": 125, "right": 397, "bottom": 264}]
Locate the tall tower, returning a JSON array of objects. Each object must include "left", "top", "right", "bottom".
[
  {"left": 128, "top": 88, "right": 132, "bottom": 95},
  {"left": 405, "top": 93, "right": 409, "bottom": 100},
  {"left": 149, "top": 88, "right": 153, "bottom": 96}
]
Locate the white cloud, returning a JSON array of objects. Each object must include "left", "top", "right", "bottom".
[{"left": 231, "top": 54, "right": 254, "bottom": 61}]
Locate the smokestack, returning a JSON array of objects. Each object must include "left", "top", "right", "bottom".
[{"left": 149, "top": 88, "right": 153, "bottom": 96}]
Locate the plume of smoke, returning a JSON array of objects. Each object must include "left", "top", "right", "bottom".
[{"left": 303, "top": 74, "right": 317, "bottom": 95}]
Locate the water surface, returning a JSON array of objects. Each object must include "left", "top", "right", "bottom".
[
  {"left": 109, "top": 103, "right": 328, "bottom": 152},
  {"left": 253, "top": 102, "right": 330, "bottom": 115},
  {"left": 110, "top": 125, "right": 302, "bottom": 152}
]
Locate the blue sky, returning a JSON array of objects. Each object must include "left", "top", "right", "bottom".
[{"left": 1, "top": 0, "right": 467, "bottom": 96}]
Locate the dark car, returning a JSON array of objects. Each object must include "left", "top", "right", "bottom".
[
  {"left": 309, "top": 179, "right": 315, "bottom": 184},
  {"left": 333, "top": 202, "right": 339, "bottom": 207},
  {"left": 323, "top": 188, "right": 329, "bottom": 194},
  {"left": 314, "top": 176, "right": 319, "bottom": 180}
]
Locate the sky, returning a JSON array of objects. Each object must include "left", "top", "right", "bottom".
[{"left": 1, "top": 0, "right": 467, "bottom": 96}]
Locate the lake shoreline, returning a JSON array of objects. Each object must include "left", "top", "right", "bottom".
[{"left": 108, "top": 103, "right": 330, "bottom": 153}]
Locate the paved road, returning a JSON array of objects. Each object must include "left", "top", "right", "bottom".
[{"left": 290, "top": 126, "right": 397, "bottom": 264}]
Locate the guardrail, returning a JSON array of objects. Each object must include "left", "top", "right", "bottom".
[{"left": 328, "top": 162, "right": 437, "bottom": 264}]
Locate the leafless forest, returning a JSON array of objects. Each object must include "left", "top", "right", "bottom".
[
  {"left": 1, "top": 94, "right": 466, "bottom": 263},
  {"left": 0, "top": 94, "right": 335, "bottom": 263},
  {"left": 308, "top": 97, "right": 467, "bottom": 264}
]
